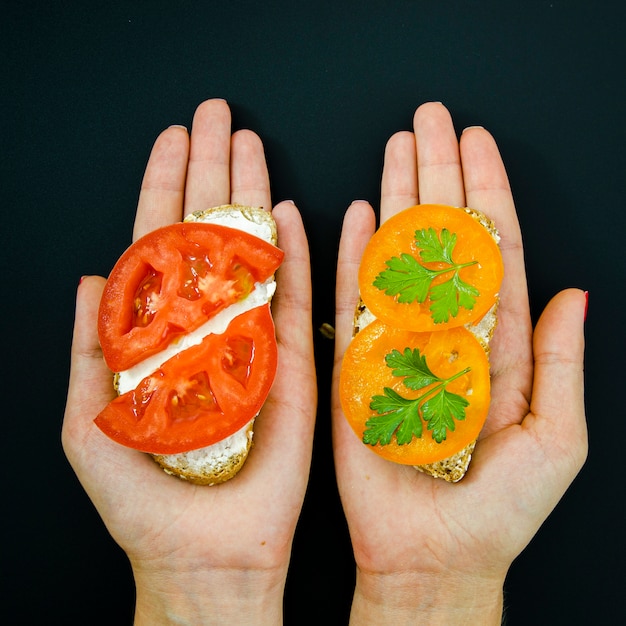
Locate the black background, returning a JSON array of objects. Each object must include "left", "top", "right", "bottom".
[{"left": 2, "top": 2, "right": 625, "bottom": 624}]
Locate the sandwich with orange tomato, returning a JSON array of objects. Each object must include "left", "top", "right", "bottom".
[
  {"left": 95, "top": 205, "right": 283, "bottom": 485},
  {"left": 339, "top": 204, "right": 504, "bottom": 482}
]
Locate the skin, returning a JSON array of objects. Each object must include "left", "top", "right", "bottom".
[
  {"left": 332, "top": 102, "right": 588, "bottom": 624},
  {"left": 62, "top": 99, "right": 316, "bottom": 625},
  {"left": 63, "top": 99, "right": 587, "bottom": 625}
]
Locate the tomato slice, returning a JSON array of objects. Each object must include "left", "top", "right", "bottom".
[
  {"left": 358, "top": 204, "right": 503, "bottom": 332},
  {"left": 340, "top": 320, "right": 490, "bottom": 465},
  {"left": 95, "top": 305, "right": 278, "bottom": 454},
  {"left": 98, "top": 222, "right": 284, "bottom": 372}
]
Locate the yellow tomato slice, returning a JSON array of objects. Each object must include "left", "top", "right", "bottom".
[
  {"left": 358, "top": 204, "right": 503, "bottom": 331},
  {"left": 339, "top": 320, "right": 490, "bottom": 465}
]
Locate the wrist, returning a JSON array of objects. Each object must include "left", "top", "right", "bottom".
[
  {"left": 350, "top": 567, "right": 505, "bottom": 626},
  {"left": 132, "top": 560, "right": 287, "bottom": 626}
]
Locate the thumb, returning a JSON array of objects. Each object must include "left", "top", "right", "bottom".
[
  {"left": 528, "top": 288, "right": 588, "bottom": 474},
  {"left": 62, "top": 276, "right": 115, "bottom": 466}
]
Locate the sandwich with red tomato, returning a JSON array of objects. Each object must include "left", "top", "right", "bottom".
[
  {"left": 339, "top": 204, "right": 504, "bottom": 482},
  {"left": 95, "top": 205, "right": 283, "bottom": 485}
]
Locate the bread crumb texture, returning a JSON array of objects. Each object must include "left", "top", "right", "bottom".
[
  {"left": 151, "top": 418, "right": 254, "bottom": 485},
  {"left": 414, "top": 441, "right": 476, "bottom": 483}
]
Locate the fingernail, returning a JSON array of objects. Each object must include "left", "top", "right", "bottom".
[
  {"left": 79, "top": 276, "right": 86, "bottom": 285},
  {"left": 584, "top": 291, "right": 589, "bottom": 322},
  {"left": 462, "top": 125, "right": 485, "bottom": 133},
  {"left": 168, "top": 124, "right": 188, "bottom": 131}
]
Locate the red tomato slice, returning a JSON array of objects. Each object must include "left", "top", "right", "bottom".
[
  {"left": 95, "top": 305, "right": 278, "bottom": 454},
  {"left": 98, "top": 222, "right": 284, "bottom": 372}
]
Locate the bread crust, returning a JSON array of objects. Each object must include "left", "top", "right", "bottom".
[
  {"left": 185, "top": 204, "right": 278, "bottom": 245},
  {"left": 351, "top": 205, "right": 500, "bottom": 482},
  {"left": 152, "top": 421, "right": 254, "bottom": 485}
]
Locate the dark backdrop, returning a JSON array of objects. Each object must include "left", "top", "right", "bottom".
[{"left": 2, "top": 2, "right": 624, "bottom": 624}]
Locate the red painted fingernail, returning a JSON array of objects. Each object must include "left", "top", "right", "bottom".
[
  {"left": 79, "top": 276, "right": 86, "bottom": 285},
  {"left": 584, "top": 291, "right": 589, "bottom": 321}
]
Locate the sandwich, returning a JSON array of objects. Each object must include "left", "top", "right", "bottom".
[
  {"left": 94, "top": 204, "right": 284, "bottom": 485},
  {"left": 339, "top": 204, "right": 503, "bottom": 482}
]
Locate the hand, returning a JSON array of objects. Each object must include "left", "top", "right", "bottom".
[
  {"left": 332, "top": 102, "right": 587, "bottom": 625},
  {"left": 62, "top": 99, "right": 316, "bottom": 625}
]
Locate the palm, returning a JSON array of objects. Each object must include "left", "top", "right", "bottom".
[
  {"left": 63, "top": 100, "right": 316, "bottom": 576},
  {"left": 332, "top": 103, "right": 587, "bottom": 581}
]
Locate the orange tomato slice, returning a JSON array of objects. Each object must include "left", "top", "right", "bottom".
[
  {"left": 339, "top": 320, "right": 490, "bottom": 465},
  {"left": 358, "top": 204, "right": 503, "bottom": 331}
]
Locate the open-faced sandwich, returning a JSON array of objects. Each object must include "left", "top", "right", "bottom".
[
  {"left": 94, "top": 205, "right": 283, "bottom": 485},
  {"left": 339, "top": 204, "right": 504, "bottom": 482}
]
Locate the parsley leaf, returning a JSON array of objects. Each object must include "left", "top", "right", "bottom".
[
  {"left": 363, "top": 347, "right": 470, "bottom": 446},
  {"left": 373, "top": 227, "right": 480, "bottom": 323},
  {"left": 415, "top": 227, "right": 457, "bottom": 264},
  {"left": 422, "top": 388, "right": 469, "bottom": 443},
  {"left": 372, "top": 253, "right": 433, "bottom": 304},
  {"left": 429, "top": 272, "right": 480, "bottom": 324},
  {"left": 366, "top": 388, "right": 422, "bottom": 445},
  {"left": 384, "top": 348, "right": 440, "bottom": 389}
]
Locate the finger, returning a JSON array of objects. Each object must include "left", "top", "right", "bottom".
[
  {"left": 463, "top": 289, "right": 585, "bottom": 557},
  {"left": 134, "top": 125, "right": 190, "bottom": 240},
  {"left": 413, "top": 102, "right": 465, "bottom": 207},
  {"left": 528, "top": 288, "right": 587, "bottom": 472},
  {"left": 460, "top": 127, "right": 534, "bottom": 434},
  {"left": 62, "top": 276, "right": 116, "bottom": 467},
  {"left": 475, "top": 289, "right": 588, "bottom": 528},
  {"left": 332, "top": 201, "right": 396, "bottom": 484},
  {"left": 62, "top": 277, "right": 168, "bottom": 506},
  {"left": 184, "top": 98, "right": 232, "bottom": 215},
  {"left": 460, "top": 126, "right": 528, "bottom": 314},
  {"left": 334, "top": 201, "right": 377, "bottom": 357},
  {"left": 65, "top": 276, "right": 112, "bottom": 403},
  {"left": 380, "top": 131, "right": 418, "bottom": 223},
  {"left": 270, "top": 201, "right": 314, "bottom": 363},
  {"left": 230, "top": 129, "right": 272, "bottom": 211},
  {"left": 245, "top": 201, "right": 316, "bottom": 494}
]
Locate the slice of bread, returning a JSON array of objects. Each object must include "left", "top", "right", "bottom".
[
  {"left": 152, "top": 421, "right": 255, "bottom": 485},
  {"left": 119, "top": 205, "right": 278, "bottom": 485},
  {"left": 352, "top": 207, "right": 500, "bottom": 482}
]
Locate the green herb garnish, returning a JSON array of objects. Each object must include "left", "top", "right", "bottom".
[
  {"left": 363, "top": 347, "right": 470, "bottom": 445},
  {"left": 372, "top": 227, "right": 480, "bottom": 323}
]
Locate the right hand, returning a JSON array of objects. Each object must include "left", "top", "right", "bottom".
[{"left": 331, "top": 102, "right": 587, "bottom": 625}]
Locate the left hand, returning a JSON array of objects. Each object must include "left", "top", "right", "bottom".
[{"left": 63, "top": 99, "right": 316, "bottom": 625}]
